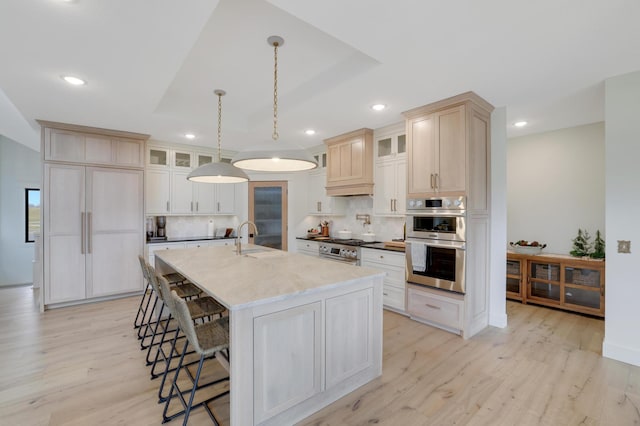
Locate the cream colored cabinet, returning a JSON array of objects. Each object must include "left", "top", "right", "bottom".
[
  {"left": 361, "top": 248, "right": 406, "bottom": 312},
  {"left": 308, "top": 171, "right": 346, "bottom": 215},
  {"left": 403, "top": 92, "right": 492, "bottom": 213},
  {"left": 406, "top": 105, "right": 465, "bottom": 196},
  {"left": 407, "top": 285, "right": 464, "bottom": 332},
  {"left": 253, "top": 302, "right": 323, "bottom": 423},
  {"left": 296, "top": 239, "right": 319, "bottom": 256},
  {"left": 146, "top": 170, "right": 171, "bottom": 214},
  {"left": 374, "top": 159, "right": 406, "bottom": 216},
  {"left": 44, "top": 164, "right": 144, "bottom": 305},
  {"left": 43, "top": 126, "right": 144, "bottom": 167},
  {"left": 325, "top": 128, "right": 374, "bottom": 196},
  {"left": 373, "top": 124, "right": 407, "bottom": 216},
  {"left": 147, "top": 242, "right": 185, "bottom": 267},
  {"left": 40, "top": 121, "right": 147, "bottom": 309},
  {"left": 146, "top": 144, "right": 236, "bottom": 215}
]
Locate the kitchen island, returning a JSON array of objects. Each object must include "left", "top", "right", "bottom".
[{"left": 154, "top": 244, "right": 385, "bottom": 426}]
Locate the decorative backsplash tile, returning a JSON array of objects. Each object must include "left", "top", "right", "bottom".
[
  {"left": 300, "top": 196, "right": 405, "bottom": 242},
  {"left": 151, "top": 215, "right": 240, "bottom": 238}
]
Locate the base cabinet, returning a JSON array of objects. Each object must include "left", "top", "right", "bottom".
[
  {"left": 506, "top": 252, "right": 605, "bottom": 317},
  {"left": 407, "top": 285, "right": 464, "bottom": 333},
  {"left": 296, "top": 239, "right": 319, "bottom": 257},
  {"left": 361, "top": 248, "right": 406, "bottom": 313}
]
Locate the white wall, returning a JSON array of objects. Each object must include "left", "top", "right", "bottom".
[
  {"left": 489, "top": 107, "right": 507, "bottom": 328},
  {"left": 507, "top": 122, "right": 605, "bottom": 254},
  {"left": 603, "top": 71, "right": 640, "bottom": 366},
  {"left": 0, "top": 135, "right": 41, "bottom": 285}
]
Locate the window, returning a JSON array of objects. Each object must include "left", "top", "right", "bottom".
[{"left": 25, "top": 188, "right": 40, "bottom": 243}]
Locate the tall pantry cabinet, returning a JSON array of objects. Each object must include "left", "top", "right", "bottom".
[{"left": 39, "top": 121, "right": 148, "bottom": 309}]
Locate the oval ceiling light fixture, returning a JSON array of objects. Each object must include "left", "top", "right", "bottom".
[
  {"left": 371, "top": 103, "right": 386, "bottom": 111},
  {"left": 184, "top": 133, "right": 196, "bottom": 140},
  {"left": 304, "top": 129, "right": 316, "bottom": 135},
  {"left": 514, "top": 121, "right": 528, "bottom": 127},
  {"left": 232, "top": 36, "right": 317, "bottom": 172},
  {"left": 187, "top": 90, "right": 249, "bottom": 184},
  {"left": 62, "top": 75, "right": 86, "bottom": 86}
]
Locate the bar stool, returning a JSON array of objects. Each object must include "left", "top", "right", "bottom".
[
  {"left": 134, "top": 256, "right": 193, "bottom": 335},
  {"left": 138, "top": 257, "right": 202, "bottom": 351},
  {"left": 150, "top": 274, "right": 225, "bottom": 402},
  {"left": 163, "top": 289, "right": 230, "bottom": 425}
]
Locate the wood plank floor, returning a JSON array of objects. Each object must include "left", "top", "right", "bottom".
[{"left": 0, "top": 286, "right": 638, "bottom": 425}]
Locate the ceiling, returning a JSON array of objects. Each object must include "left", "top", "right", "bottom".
[{"left": 1, "top": 0, "right": 639, "bottom": 152}]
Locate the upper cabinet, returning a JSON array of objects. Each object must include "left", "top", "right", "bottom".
[
  {"left": 402, "top": 92, "right": 493, "bottom": 213},
  {"left": 373, "top": 123, "right": 406, "bottom": 216},
  {"left": 325, "top": 128, "right": 374, "bottom": 196},
  {"left": 145, "top": 143, "right": 237, "bottom": 215},
  {"left": 40, "top": 121, "right": 147, "bottom": 168}
]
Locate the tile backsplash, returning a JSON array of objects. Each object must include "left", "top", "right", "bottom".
[
  {"left": 300, "top": 196, "right": 405, "bottom": 242},
  {"left": 157, "top": 215, "right": 240, "bottom": 238}
]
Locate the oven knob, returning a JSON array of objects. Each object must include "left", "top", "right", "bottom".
[
  {"left": 408, "top": 200, "right": 415, "bottom": 208},
  {"left": 416, "top": 200, "right": 423, "bottom": 207},
  {"left": 350, "top": 250, "right": 357, "bottom": 258},
  {"left": 454, "top": 199, "right": 461, "bottom": 207},
  {"left": 443, "top": 199, "right": 451, "bottom": 207}
]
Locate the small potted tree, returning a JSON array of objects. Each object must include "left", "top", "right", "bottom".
[{"left": 570, "top": 228, "right": 592, "bottom": 258}]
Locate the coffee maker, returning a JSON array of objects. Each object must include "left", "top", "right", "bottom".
[{"left": 156, "top": 216, "right": 166, "bottom": 238}]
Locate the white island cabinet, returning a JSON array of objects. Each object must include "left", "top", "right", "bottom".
[{"left": 155, "top": 245, "right": 384, "bottom": 426}]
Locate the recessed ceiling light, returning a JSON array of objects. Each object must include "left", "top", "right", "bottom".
[
  {"left": 371, "top": 104, "right": 386, "bottom": 111},
  {"left": 62, "top": 75, "right": 86, "bottom": 86},
  {"left": 185, "top": 133, "right": 196, "bottom": 139},
  {"left": 514, "top": 121, "right": 528, "bottom": 127},
  {"left": 304, "top": 129, "right": 316, "bottom": 135}
]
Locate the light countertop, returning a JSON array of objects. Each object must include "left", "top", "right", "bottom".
[{"left": 155, "top": 244, "right": 385, "bottom": 311}]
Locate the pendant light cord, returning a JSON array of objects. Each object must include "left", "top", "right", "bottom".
[
  {"left": 272, "top": 41, "right": 279, "bottom": 141},
  {"left": 217, "top": 91, "right": 223, "bottom": 162}
]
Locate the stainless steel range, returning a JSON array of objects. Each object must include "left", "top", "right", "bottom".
[{"left": 318, "top": 239, "right": 373, "bottom": 265}]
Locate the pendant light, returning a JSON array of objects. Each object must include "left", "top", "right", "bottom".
[
  {"left": 232, "top": 36, "right": 318, "bottom": 172},
  {"left": 188, "top": 90, "right": 249, "bottom": 183}
]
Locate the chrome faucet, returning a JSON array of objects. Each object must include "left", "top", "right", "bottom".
[{"left": 236, "top": 221, "right": 259, "bottom": 255}]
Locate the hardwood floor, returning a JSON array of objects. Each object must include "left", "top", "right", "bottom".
[{"left": 0, "top": 285, "right": 638, "bottom": 425}]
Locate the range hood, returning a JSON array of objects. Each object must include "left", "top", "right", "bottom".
[{"left": 324, "top": 128, "right": 374, "bottom": 197}]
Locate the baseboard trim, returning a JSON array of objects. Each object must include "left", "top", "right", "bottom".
[
  {"left": 0, "top": 282, "right": 32, "bottom": 288},
  {"left": 603, "top": 340, "right": 640, "bottom": 367}
]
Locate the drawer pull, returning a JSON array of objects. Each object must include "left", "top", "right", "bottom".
[
  {"left": 565, "top": 292, "right": 573, "bottom": 297},
  {"left": 425, "top": 303, "right": 441, "bottom": 310},
  {"left": 383, "top": 292, "right": 389, "bottom": 296}
]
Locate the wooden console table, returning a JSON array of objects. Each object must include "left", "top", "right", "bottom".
[{"left": 506, "top": 252, "right": 605, "bottom": 317}]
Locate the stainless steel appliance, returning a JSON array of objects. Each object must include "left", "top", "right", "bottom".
[
  {"left": 405, "top": 196, "right": 466, "bottom": 293},
  {"left": 318, "top": 239, "right": 373, "bottom": 265},
  {"left": 406, "top": 196, "right": 465, "bottom": 241}
]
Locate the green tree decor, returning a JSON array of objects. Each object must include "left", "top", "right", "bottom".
[
  {"left": 591, "top": 230, "right": 606, "bottom": 259},
  {"left": 570, "top": 228, "right": 592, "bottom": 257}
]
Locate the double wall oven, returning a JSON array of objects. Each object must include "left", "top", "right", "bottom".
[{"left": 405, "top": 196, "right": 466, "bottom": 294}]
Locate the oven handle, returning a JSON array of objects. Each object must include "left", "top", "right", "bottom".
[
  {"left": 318, "top": 254, "right": 359, "bottom": 265},
  {"left": 406, "top": 238, "right": 466, "bottom": 250},
  {"left": 406, "top": 211, "right": 466, "bottom": 217}
]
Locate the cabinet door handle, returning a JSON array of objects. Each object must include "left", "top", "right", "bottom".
[
  {"left": 425, "top": 303, "right": 441, "bottom": 310},
  {"left": 217, "top": 201, "right": 220, "bottom": 212},
  {"left": 317, "top": 201, "right": 321, "bottom": 212},
  {"left": 393, "top": 198, "right": 397, "bottom": 211},
  {"left": 430, "top": 173, "right": 435, "bottom": 189},
  {"left": 196, "top": 201, "right": 199, "bottom": 212},
  {"left": 166, "top": 201, "right": 170, "bottom": 212},
  {"left": 80, "top": 212, "right": 85, "bottom": 254},
  {"left": 390, "top": 199, "right": 393, "bottom": 212},
  {"left": 383, "top": 292, "right": 389, "bottom": 296},
  {"left": 435, "top": 173, "right": 439, "bottom": 189},
  {"left": 88, "top": 212, "right": 93, "bottom": 254},
  {"left": 190, "top": 201, "right": 193, "bottom": 212}
]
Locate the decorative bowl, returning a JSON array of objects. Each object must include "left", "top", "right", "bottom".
[{"left": 509, "top": 242, "right": 546, "bottom": 255}]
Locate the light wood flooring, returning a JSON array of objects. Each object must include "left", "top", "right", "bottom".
[{"left": 0, "top": 285, "right": 638, "bottom": 425}]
